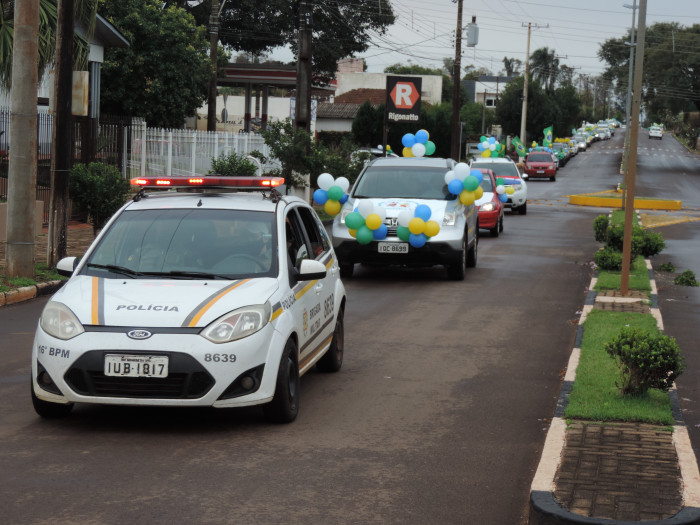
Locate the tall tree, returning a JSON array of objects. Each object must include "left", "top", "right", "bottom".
[
  {"left": 100, "top": 0, "right": 211, "bottom": 127},
  {"left": 166, "top": 0, "right": 395, "bottom": 82},
  {"left": 502, "top": 57, "right": 522, "bottom": 77},
  {"left": 530, "top": 47, "right": 559, "bottom": 92},
  {"left": 495, "top": 76, "right": 558, "bottom": 139}
]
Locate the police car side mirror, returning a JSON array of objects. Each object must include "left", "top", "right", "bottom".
[
  {"left": 56, "top": 256, "right": 79, "bottom": 277},
  {"left": 297, "top": 259, "right": 327, "bottom": 281}
]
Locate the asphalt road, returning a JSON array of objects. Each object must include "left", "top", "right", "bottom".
[{"left": 0, "top": 130, "right": 698, "bottom": 525}]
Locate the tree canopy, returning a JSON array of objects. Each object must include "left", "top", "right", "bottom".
[
  {"left": 165, "top": 0, "right": 395, "bottom": 82},
  {"left": 599, "top": 22, "right": 700, "bottom": 120},
  {"left": 99, "top": 0, "right": 211, "bottom": 127}
]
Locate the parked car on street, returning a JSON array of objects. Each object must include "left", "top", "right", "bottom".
[{"left": 524, "top": 151, "right": 557, "bottom": 181}]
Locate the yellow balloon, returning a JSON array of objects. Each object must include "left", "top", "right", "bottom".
[
  {"left": 505, "top": 186, "right": 515, "bottom": 195},
  {"left": 424, "top": 220, "right": 440, "bottom": 237},
  {"left": 349, "top": 228, "right": 357, "bottom": 238},
  {"left": 408, "top": 217, "right": 425, "bottom": 235},
  {"left": 403, "top": 147, "right": 414, "bottom": 157},
  {"left": 459, "top": 190, "right": 475, "bottom": 206},
  {"left": 365, "top": 213, "right": 382, "bottom": 230},
  {"left": 474, "top": 186, "right": 484, "bottom": 200},
  {"left": 481, "top": 149, "right": 491, "bottom": 158},
  {"left": 324, "top": 200, "right": 341, "bottom": 216}
]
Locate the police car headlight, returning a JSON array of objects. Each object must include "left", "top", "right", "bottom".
[
  {"left": 480, "top": 203, "right": 495, "bottom": 212},
  {"left": 443, "top": 211, "right": 457, "bottom": 226},
  {"left": 40, "top": 301, "right": 84, "bottom": 340},
  {"left": 201, "top": 303, "right": 271, "bottom": 344}
]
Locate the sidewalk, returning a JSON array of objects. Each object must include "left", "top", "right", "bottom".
[{"left": 529, "top": 262, "right": 700, "bottom": 524}]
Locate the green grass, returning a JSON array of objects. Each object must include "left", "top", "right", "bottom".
[
  {"left": 595, "top": 255, "right": 651, "bottom": 292},
  {"left": 565, "top": 310, "right": 675, "bottom": 425},
  {"left": 0, "top": 263, "right": 66, "bottom": 293},
  {"left": 610, "top": 209, "right": 638, "bottom": 226}
]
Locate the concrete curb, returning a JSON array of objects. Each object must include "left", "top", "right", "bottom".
[
  {"left": 529, "top": 212, "right": 700, "bottom": 524},
  {"left": 0, "top": 279, "right": 65, "bottom": 308},
  {"left": 568, "top": 193, "right": 682, "bottom": 210}
]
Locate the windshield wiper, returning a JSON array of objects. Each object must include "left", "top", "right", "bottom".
[
  {"left": 86, "top": 263, "right": 142, "bottom": 278},
  {"left": 144, "top": 270, "right": 230, "bottom": 280}
]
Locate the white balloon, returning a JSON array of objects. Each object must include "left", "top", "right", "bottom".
[
  {"left": 317, "top": 173, "right": 334, "bottom": 190},
  {"left": 454, "top": 163, "right": 469, "bottom": 178},
  {"left": 358, "top": 200, "right": 374, "bottom": 218},
  {"left": 489, "top": 144, "right": 497, "bottom": 151},
  {"left": 496, "top": 185, "right": 506, "bottom": 195},
  {"left": 335, "top": 176, "right": 350, "bottom": 193},
  {"left": 412, "top": 143, "right": 426, "bottom": 157},
  {"left": 444, "top": 170, "right": 456, "bottom": 184},
  {"left": 376, "top": 207, "right": 387, "bottom": 221},
  {"left": 397, "top": 210, "right": 413, "bottom": 227}
]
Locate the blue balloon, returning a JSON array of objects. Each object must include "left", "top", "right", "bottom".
[
  {"left": 499, "top": 193, "right": 508, "bottom": 203},
  {"left": 414, "top": 204, "right": 432, "bottom": 221},
  {"left": 488, "top": 137, "right": 496, "bottom": 144},
  {"left": 415, "top": 130, "right": 429, "bottom": 144},
  {"left": 313, "top": 189, "right": 328, "bottom": 205},
  {"left": 448, "top": 179, "right": 464, "bottom": 195},
  {"left": 470, "top": 169, "right": 484, "bottom": 183},
  {"left": 339, "top": 194, "right": 348, "bottom": 204},
  {"left": 477, "top": 142, "right": 487, "bottom": 151},
  {"left": 402, "top": 133, "right": 416, "bottom": 148},
  {"left": 409, "top": 233, "right": 427, "bottom": 248},
  {"left": 373, "top": 223, "right": 388, "bottom": 240}
]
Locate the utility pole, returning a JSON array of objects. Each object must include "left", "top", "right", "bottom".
[
  {"left": 450, "top": 0, "right": 464, "bottom": 161},
  {"left": 294, "top": 0, "right": 313, "bottom": 133},
  {"left": 47, "top": 0, "right": 75, "bottom": 267},
  {"left": 621, "top": 0, "right": 647, "bottom": 295},
  {"left": 519, "top": 23, "right": 548, "bottom": 145},
  {"left": 207, "top": 0, "right": 220, "bottom": 132},
  {"left": 6, "top": 0, "right": 39, "bottom": 277},
  {"left": 621, "top": 0, "right": 637, "bottom": 209}
]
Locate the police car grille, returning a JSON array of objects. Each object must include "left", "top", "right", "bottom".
[{"left": 65, "top": 352, "right": 214, "bottom": 399}]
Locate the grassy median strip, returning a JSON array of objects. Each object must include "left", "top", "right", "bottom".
[
  {"left": 0, "top": 264, "right": 66, "bottom": 294},
  {"left": 595, "top": 255, "right": 651, "bottom": 292},
  {"left": 566, "top": 309, "right": 674, "bottom": 425}
]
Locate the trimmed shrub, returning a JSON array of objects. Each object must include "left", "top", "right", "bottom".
[
  {"left": 69, "top": 163, "right": 131, "bottom": 236},
  {"left": 658, "top": 262, "right": 675, "bottom": 272},
  {"left": 594, "top": 246, "right": 623, "bottom": 271},
  {"left": 605, "top": 327, "right": 685, "bottom": 395},
  {"left": 674, "top": 270, "right": 699, "bottom": 287},
  {"left": 593, "top": 214, "right": 609, "bottom": 243},
  {"left": 209, "top": 151, "right": 258, "bottom": 177},
  {"left": 638, "top": 228, "right": 665, "bottom": 257},
  {"left": 604, "top": 224, "right": 664, "bottom": 259}
]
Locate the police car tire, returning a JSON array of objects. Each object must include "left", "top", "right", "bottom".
[
  {"left": 264, "top": 338, "right": 300, "bottom": 423},
  {"left": 316, "top": 308, "right": 344, "bottom": 373},
  {"left": 31, "top": 381, "right": 73, "bottom": 418}
]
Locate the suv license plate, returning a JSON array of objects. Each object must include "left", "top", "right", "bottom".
[
  {"left": 104, "top": 354, "right": 169, "bottom": 378},
  {"left": 378, "top": 243, "right": 408, "bottom": 254}
]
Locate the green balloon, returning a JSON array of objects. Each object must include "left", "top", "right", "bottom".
[
  {"left": 496, "top": 178, "right": 505, "bottom": 186},
  {"left": 356, "top": 226, "right": 374, "bottom": 245},
  {"left": 463, "top": 175, "right": 479, "bottom": 191},
  {"left": 425, "top": 141, "right": 436, "bottom": 156},
  {"left": 397, "top": 225, "right": 410, "bottom": 241},
  {"left": 327, "top": 185, "right": 344, "bottom": 201},
  {"left": 345, "top": 211, "right": 365, "bottom": 230}
]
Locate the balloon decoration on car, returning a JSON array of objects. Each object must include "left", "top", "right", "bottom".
[
  {"left": 494, "top": 177, "right": 515, "bottom": 203},
  {"left": 343, "top": 201, "right": 388, "bottom": 245},
  {"left": 401, "top": 129, "right": 436, "bottom": 158},
  {"left": 477, "top": 136, "right": 504, "bottom": 158},
  {"left": 394, "top": 204, "right": 441, "bottom": 248},
  {"left": 444, "top": 162, "right": 485, "bottom": 206},
  {"left": 313, "top": 173, "right": 350, "bottom": 217}
]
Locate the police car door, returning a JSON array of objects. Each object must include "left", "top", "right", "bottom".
[{"left": 285, "top": 206, "right": 337, "bottom": 371}]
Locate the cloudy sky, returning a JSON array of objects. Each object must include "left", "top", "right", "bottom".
[{"left": 273, "top": 0, "right": 699, "bottom": 79}]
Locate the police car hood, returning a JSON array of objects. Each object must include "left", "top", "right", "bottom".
[
  {"left": 56, "top": 276, "right": 279, "bottom": 328},
  {"left": 358, "top": 198, "right": 452, "bottom": 222}
]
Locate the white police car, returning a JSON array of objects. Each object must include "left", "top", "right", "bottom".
[{"left": 31, "top": 176, "right": 346, "bottom": 423}]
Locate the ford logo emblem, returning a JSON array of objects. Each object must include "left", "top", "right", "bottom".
[{"left": 127, "top": 329, "right": 152, "bottom": 340}]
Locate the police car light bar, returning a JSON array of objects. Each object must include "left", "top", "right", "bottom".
[{"left": 130, "top": 176, "right": 284, "bottom": 188}]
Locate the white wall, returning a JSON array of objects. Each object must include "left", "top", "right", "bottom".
[
  {"left": 336, "top": 72, "right": 443, "bottom": 105},
  {"left": 195, "top": 95, "right": 292, "bottom": 131},
  {"left": 315, "top": 118, "right": 352, "bottom": 133}
]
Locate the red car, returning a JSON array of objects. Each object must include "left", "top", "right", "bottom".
[
  {"left": 475, "top": 169, "right": 504, "bottom": 237},
  {"left": 524, "top": 151, "right": 557, "bottom": 181}
]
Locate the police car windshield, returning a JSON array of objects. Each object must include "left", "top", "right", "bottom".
[
  {"left": 85, "top": 208, "right": 277, "bottom": 279},
  {"left": 353, "top": 166, "right": 455, "bottom": 200}
]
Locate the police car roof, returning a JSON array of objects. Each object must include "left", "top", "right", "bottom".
[{"left": 126, "top": 191, "right": 300, "bottom": 213}]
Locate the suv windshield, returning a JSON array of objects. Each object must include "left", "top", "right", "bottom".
[
  {"left": 470, "top": 162, "right": 520, "bottom": 178},
  {"left": 353, "top": 165, "right": 455, "bottom": 200},
  {"left": 84, "top": 208, "right": 277, "bottom": 278}
]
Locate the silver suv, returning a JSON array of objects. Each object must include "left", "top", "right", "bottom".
[{"left": 332, "top": 157, "right": 478, "bottom": 280}]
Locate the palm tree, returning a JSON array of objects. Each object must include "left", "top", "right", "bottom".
[{"left": 530, "top": 47, "right": 559, "bottom": 92}]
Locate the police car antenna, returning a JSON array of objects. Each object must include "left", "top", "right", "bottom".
[
  {"left": 132, "top": 189, "right": 147, "bottom": 202},
  {"left": 264, "top": 188, "right": 283, "bottom": 203}
]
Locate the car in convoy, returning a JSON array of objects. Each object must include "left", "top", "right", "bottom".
[
  {"left": 573, "top": 134, "right": 587, "bottom": 152},
  {"left": 31, "top": 176, "right": 346, "bottom": 423},
  {"left": 551, "top": 143, "right": 570, "bottom": 167},
  {"left": 649, "top": 126, "right": 663, "bottom": 140},
  {"left": 474, "top": 169, "right": 504, "bottom": 237},
  {"left": 524, "top": 151, "right": 558, "bottom": 181},
  {"left": 332, "top": 156, "right": 478, "bottom": 281},
  {"left": 469, "top": 157, "right": 528, "bottom": 215}
]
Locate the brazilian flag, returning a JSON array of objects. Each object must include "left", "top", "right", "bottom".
[
  {"left": 511, "top": 136, "right": 527, "bottom": 157},
  {"left": 543, "top": 126, "right": 553, "bottom": 147}
]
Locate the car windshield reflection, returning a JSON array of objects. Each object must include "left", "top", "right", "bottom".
[{"left": 353, "top": 166, "right": 455, "bottom": 200}]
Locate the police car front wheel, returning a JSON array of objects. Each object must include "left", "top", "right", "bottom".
[
  {"left": 264, "top": 338, "right": 300, "bottom": 423},
  {"left": 31, "top": 380, "right": 73, "bottom": 418}
]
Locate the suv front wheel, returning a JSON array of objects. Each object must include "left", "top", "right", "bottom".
[{"left": 447, "top": 235, "right": 467, "bottom": 281}]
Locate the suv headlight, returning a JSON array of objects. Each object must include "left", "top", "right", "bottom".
[
  {"left": 442, "top": 211, "right": 457, "bottom": 226},
  {"left": 200, "top": 303, "right": 271, "bottom": 343},
  {"left": 40, "top": 301, "right": 85, "bottom": 340}
]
